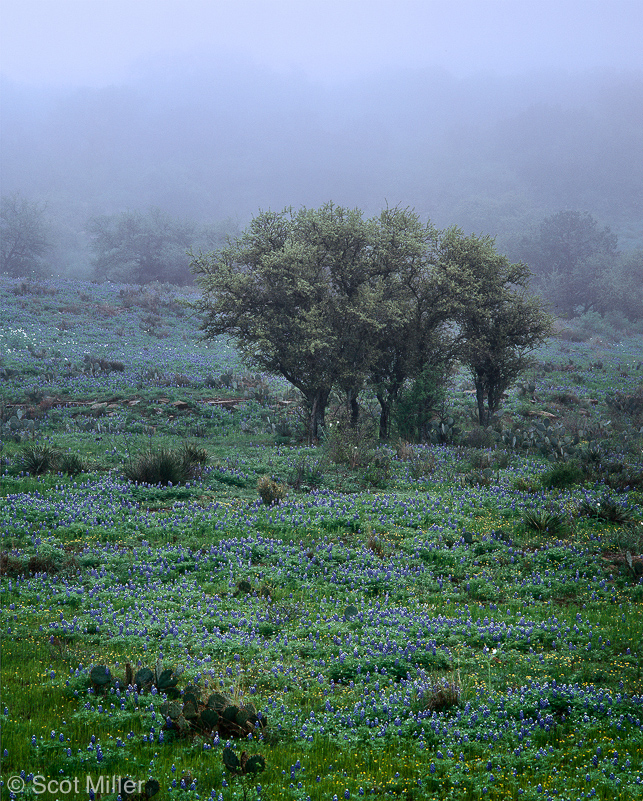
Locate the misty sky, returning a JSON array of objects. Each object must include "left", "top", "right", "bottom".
[{"left": 2, "top": 0, "right": 642, "bottom": 87}]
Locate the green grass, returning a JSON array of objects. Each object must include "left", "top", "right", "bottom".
[{"left": 1, "top": 278, "right": 643, "bottom": 801}]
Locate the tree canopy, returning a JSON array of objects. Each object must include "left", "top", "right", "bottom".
[
  {"left": 1, "top": 192, "right": 52, "bottom": 277},
  {"left": 194, "top": 204, "right": 551, "bottom": 440},
  {"left": 448, "top": 229, "right": 553, "bottom": 426},
  {"left": 517, "top": 210, "right": 619, "bottom": 316}
]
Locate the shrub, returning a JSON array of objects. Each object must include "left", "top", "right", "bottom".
[
  {"left": 541, "top": 462, "right": 584, "bottom": 489},
  {"left": 287, "top": 455, "right": 325, "bottom": 490},
  {"left": 523, "top": 508, "right": 567, "bottom": 535},
  {"left": 17, "top": 442, "right": 61, "bottom": 475},
  {"left": 361, "top": 452, "right": 391, "bottom": 488},
  {"left": 58, "top": 452, "right": 89, "bottom": 476},
  {"left": 322, "top": 406, "right": 378, "bottom": 468},
  {"left": 411, "top": 454, "right": 437, "bottom": 479},
  {"left": 257, "top": 475, "right": 287, "bottom": 506},
  {"left": 579, "top": 497, "right": 635, "bottom": 524},
  {"left": 420, "top": 679, "right": 461, "bottom": 713},
  {"left": 179, "top": 442, "right": 209, "bottom": 474},
  {"left": 123, "top": 443, "right": 208, "bottom": 486},
  {"left": 395, "top": 440, "right": 414, "bottom": 460},
  {"left": 123, "top": 448, "right": 189, "bottom": 486},
  {"left": 463, "top": 427, "right": 495, "bottom": 449},
  {"left": 395, "top": 364, "right": 446, "bottom": 442}
]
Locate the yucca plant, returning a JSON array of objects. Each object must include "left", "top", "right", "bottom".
[
  {"left": 18, "top": 442, "right": 61, "bottom": 475},
  {"left": 523, "top": 508, "right": 567, "bottom": 535},
  {"left": 579, "top": 497, "right": 635, "bottom": 524},
  {"left": 178, "top": 441, "right": 209, "bottom": 477},
  {"left": 58, "top": 452, "right": 89, "bottom": 476},
  {"left": 123, "top": 448, "right": 188, "bottom": 486}
]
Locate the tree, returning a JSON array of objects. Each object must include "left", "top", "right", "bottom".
[
  {"left": 448, "top": 229, "right": 552, "bottom": 427},
  {"left": 366, "top": 208, "right": 457, "bottom": 440},
  {"left": 88, "top": 207, "right": 196, "bottom": 284},
  {"left": 194, "top": 205, "right": 551, "bottom": 439},
  {"left": 592, "top": 249, "right": 643, "bottom": 321},
  {"left": 193, "top": 204, "right": 388, "bottom": 442},
  {"left": 0, "top": 192, "right": 51, "bottom": 277},
  {"left": 517, "top": 210, "right": 617, "bottom": 315}
]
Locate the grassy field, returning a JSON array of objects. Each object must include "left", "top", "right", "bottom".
[{"left": 1, "top": 276, "right": 643, "bottom": 801}]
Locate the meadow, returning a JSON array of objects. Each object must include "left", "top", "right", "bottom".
[{"left": 1, "top": 276, "right": 643, "bottom": 801}]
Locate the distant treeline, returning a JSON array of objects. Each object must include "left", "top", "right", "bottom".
[
  {"left": 1, "top": 62, "right": 642, "bottom": 270},
  {"left": 2, "top": 194, "right": 641, "bottom": 324}
]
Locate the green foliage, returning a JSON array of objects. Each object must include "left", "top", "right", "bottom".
[
  {"left": 123, "top": 447, "right": 189, "bottom": 485},
  {"left": 57, "top": 451, "right": 89, "bottom": 476},
  {"left": 322, "top": 406, "right": 379, "bottom": 467},
  {"left": 522, "top": 508, "right": 567, "bottom": 535},
  {"left": 123, "top": 443, "right": 207, "bottom": 486},
  {"left": 194, "top": 206, "right": 551, "bottom": 438},
  {"left": 449, "top": 228, "right": 552, "bottom": 426},
  {"left": 517, "top": 210, "right": 624, "bottom": 317},
  {"left": 579, "top": 497, "right": 635, "bottom": 524},
  {"left": 88, "top": 207, "right": 197, "bottom": 285},
  {"left": 420, "top": 679, "right": 461, "bottom": 713},
  {"left": 17, "top": 442, "right": 61, "bottom": 475},
  {"left": 162, "top": 690, "right": 267, "bottom": 739},
  {"left": 223, "top": 749, "right": 266, "bottom": 777},
  {"left": 395, "top": 365, "right": 446, "bottom": 442},
  {"left": 287, "top": 455, "right": 325, "bottom": 490},
  {"left": 541, "top": 462, "right": 584, "bottom": 489},
  {"left": 178, "top": 441, "right": 209, "bottom": 474},
  {"left": 257, "top": 475, "right": 287, "bottom": 505},
  {"left": 1, "top": 192, "right": 52, "bottom": 277},
  {"left": 89, "top": 661, "right": 183, "bottom": 696}
]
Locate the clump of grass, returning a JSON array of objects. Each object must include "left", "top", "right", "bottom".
[
  {"left": 287, "top": 455, "right": 325, "bottom": 489},
  {"left": 422, "top": 679, "right": 461, "bottom": 713},
  {"left": 123, "top": 443, "right": 208, "bottom": 485},
  {"left": 409, "top": 451, "right": 437, "bottom": 478},
  {"left": 257, "top": 475, "right": 287, "bottom": 506},
  {"left": 580, "top": 497, "right": 635, "bottom": 524},
  {"left": 541, "top": 461, "right": 584, "bottom": 489},
  {"left": 178, "top": 442, "right": 209, "bottom": 476},
  {"left": 523, "top": 508, "right": 567, "bottom": 535},
  {"left": 513, "top": 476, "right": 541, "bottom": 493},
  {"left": 124, "top": 448, "right": 188, "bottom": 486},
  {"left": 607, "top": 524, "right": 643, "bottom": 555},
  {"left": 366, "top": 533, "right": 386, "bottom": 558},
  {"left": 17, "top": 442, "right": 61, "bottom": 475},
  {"left": 396, "top": 440, "right": 414, "bottom": 460},
  {"left": 58, "top": 452, "right": 89, "bottom": 476}
]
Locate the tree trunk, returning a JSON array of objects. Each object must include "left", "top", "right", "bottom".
[
  {"left": 376, "top": 392, "right": 391, "bottom": 441},
  {"left": 307, "top": 387, "right": 330, "bottom": 444},
  {"left": 348, "top": 391, "right": 360, "bottom": 428},
  {"left": 475, "top": 376, "right": 487, "bottom": 428}
]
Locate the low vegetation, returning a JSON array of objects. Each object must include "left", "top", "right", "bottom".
[{"left": 1, "top": 277, "right": 642, "bottom": 800}]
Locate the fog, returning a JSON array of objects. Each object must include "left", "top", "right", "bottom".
[{"left": 1, "top": 0, "right": 642, "bottom": 276}]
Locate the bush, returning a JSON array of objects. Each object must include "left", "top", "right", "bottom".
[
  {"left": 17, "top": 442, "right": 61, "bottom": 475},
  {"left": 179, "top": 442, "right": 209, "bottom": 474},
  {"left": 58, "top": 452, "right": 89, "bottom": 476},
  {"left": 124, "top": 448, "right": 188, "bottom": 486},
  {"left": 287, "top": 456, "right": 325, "bottom": 490},
  {"left": 322, "top": 406, "right": 378, "bottom": 468},
  {"left": 522, "top": 508, "right": 567, "bottom": 535},
  {"left": 257, "top": 475, "right": 287, "bottom": 506},
  {"left": 395, "top": 365, "right": 446, "bottom": 442},
  {"left": 541, "top": 462, "right": 584, "bottom": 489},
  {"left": 123, "top": 443, "right": 208, "bottom": 486},
  {"left": 408, "top": 450, "right": 437, "bottom": 479},
  {"left": 361, "top": 451, "right": 391, "bottom": 489}
]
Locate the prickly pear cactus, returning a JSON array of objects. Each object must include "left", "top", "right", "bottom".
[
  {"left": 90, "top": 665, "right": 111, "bottom": 689},
  {"left": 162, "top": 689, "right": 267, "bottom": 739}
]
